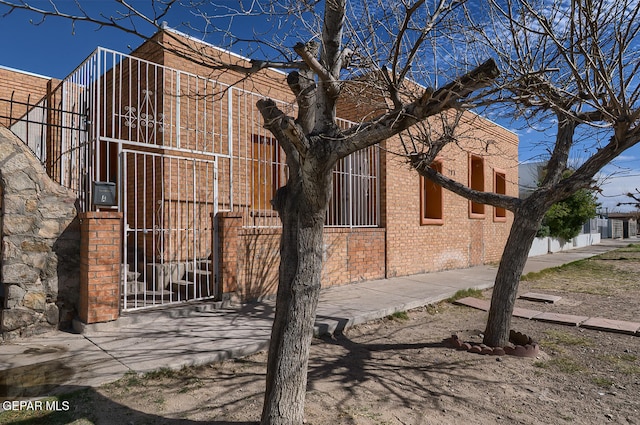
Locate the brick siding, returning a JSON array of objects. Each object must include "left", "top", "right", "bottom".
[
  {"left": 217, "top": 212, "right": 386, "bottom": 300},
  {"left": 0, "top": 68, "right": 51, "bottom": 127},
  {"left": 1, "top": 29, "right": 519, "bottom": 318},
  {"left": 383, "top": 113, "right": 518, "bottom": 277},
  {"left": 79, "top": 212, "right": 122, "bottom": 324},
  {"left": 132, "top": 31, "right": 518, "bottom": 298}
]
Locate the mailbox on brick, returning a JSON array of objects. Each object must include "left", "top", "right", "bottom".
[{"left": 92, "top": 181, "right": 117, "bottom": 207}]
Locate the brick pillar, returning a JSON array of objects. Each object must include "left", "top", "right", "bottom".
[
  {"left": 216, "top": 211, "right": 243, "bottom": 295},
  {"left": 79, "top": 211, "right": 123, "bottom": 324}
]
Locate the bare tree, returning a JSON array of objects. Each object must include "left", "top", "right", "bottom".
[
  {"left": 409, "top": 0, "right": 640, "bottom": 347},
  {"left": 617, "top": 188, "right": 640, "bottom": 211},
  {"left": 0, "top": 1, "right": 498, "bottom": 423}
]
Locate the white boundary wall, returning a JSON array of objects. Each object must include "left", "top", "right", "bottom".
[{"left": 528, "top": 233, "right": 602, "bottom": 257}]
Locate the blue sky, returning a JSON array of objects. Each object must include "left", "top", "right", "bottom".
[
  {"left": 0, "top": 1, "right": 166, "bottom": 78},
  {"left": 0, "top": 1, "right": 638, "bottom": 212}
]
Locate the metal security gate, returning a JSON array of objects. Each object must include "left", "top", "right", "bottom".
[
  {"left": 121, "top": 149, "right": 219, "bottom": 310},
  {"left": 24, "top": 44, "right": 379, "bottom": 311}
]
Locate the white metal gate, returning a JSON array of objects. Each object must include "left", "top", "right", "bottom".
[
  {"left": 121, "top": 149, "right": 219, "bottom": 310},
  {"left": 31, "top": 45, "right": 380, "bottom": 311}
]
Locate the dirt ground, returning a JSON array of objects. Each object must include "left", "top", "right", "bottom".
[{"left": 3, "top": 244, "right": 640, "bottom": 425}]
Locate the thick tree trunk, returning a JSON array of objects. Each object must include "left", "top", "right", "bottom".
[
  {"left": 483, "top": 203, "right": 546, "bottom": 347},
  {"left": 261, "top": 169, "right": 330, "bottom": 425}
]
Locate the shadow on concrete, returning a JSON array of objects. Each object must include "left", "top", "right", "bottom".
[{"left": 3, "top": 327, "right": 510, "bottom": 424}]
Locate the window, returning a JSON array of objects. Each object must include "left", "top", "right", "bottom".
[
  {"left": 251, "top": 134, "right": 285, "bottom": 211},
  {"left": 327, "top": 146, "right": 379, "bottom": 227},
  {"left": 420, "top": 160, "right": 444, "bottom": 225},
  {"left": 494, "top": 169, "right": 507, "bottom": 221},
  {"left": 469, "top": 155, "right": 485, "bottom": 218}
]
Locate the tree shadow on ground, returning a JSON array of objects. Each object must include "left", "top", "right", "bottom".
[
  {"left": 1, "top": 384, "right": 260, "bottom": 425},
  {"left": 305, "top": 325, "right": 503, "bottom": 414},
  {"left": 2, "top": 315, "right": 506, "bottom": 424}
]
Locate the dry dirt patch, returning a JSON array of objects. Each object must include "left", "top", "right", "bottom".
[{"left": 2, "top": 245, "right": 639, "bottom": 425}]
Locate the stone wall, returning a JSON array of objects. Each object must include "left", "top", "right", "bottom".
[{"left": 0, "top": 126, "right": 80, "bottom": 340}]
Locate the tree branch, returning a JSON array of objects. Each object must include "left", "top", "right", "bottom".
[
  {"left": 0, "top": 0, "right": 310, "bottom": 78},
  {"left": 294, "top": 42, "right": 336, "bottom": 90},
  {"left": 287, "top": 70, "right": 317, "bottom": 134},
  {"left": 336, "top": 58, "right": 499, "bottom": 158},
  {"left": 409, "top": 153, "right": 521, "bottom": 211},
  {"left": 256, "top": 99, "right": 309, "bottom": 159},
  {"left": 553, "top": 123, "right": 640, "bottom": 202}
]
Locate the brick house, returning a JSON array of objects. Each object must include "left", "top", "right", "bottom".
[{"left": 0, "top": 27, "right": 517, "bottom": 334}]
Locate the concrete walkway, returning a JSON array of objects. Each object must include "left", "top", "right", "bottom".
[
  {"left": 0, "top": 238, "right": 633, "bottom": 400},
  {"left": 455, "top": 296, "right": 640, "bottom": 334}
]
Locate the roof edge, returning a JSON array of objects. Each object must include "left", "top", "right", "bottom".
[
  {"left": 0, "top": 64, "right": 52, "bottom": 80},
  {"left": 160, "top": 23, "right": 288, "bottom": 77}
]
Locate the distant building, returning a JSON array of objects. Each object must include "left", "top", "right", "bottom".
[
  {"left": 518, "top": 162, "right": 545, "bottom": 199},
  {"left": 604, "top": 212, "right": 638, "bottom": 238}
]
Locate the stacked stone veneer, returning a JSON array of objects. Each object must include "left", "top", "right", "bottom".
[{"left": 0, "top": 126, "right": 80, "bottom": 340}]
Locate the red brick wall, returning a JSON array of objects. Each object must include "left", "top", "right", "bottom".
[
  {"left": 116, "top": 31, "right": 516, "bottom": 300},
  {"left": 217, "top": 211, "right": 243, "bottom": 294},
  {"left": 0, "top": 67, "right": 51, "bottom": 127},
  {"left": 384, "top": 112, "right": 518, "bottom": 277},
  {"left": 79, "top": 212, "right": 122, "bottom": 324},
  {"left": 148, "top": 32, "right": 390, "bottom": 295},
  {"left": 122, "top": 32, "right": 295, "bottom": 263},
  {"left": 137, "top": 31, "right": 518, "bottom": 296},
  {"left": 217, "top": 213, "right": 386, "bottom": 300},
  {"left": 323, "top": 228, "right": 386, "bottom": 286},
  {"left": 0, "top": 67, "right": 69, "bottom": 180},
  {"left": 237, "top": 228, "right": 280, "bottom": 300},
  {"left": 158, "top": 30, "right": 295, "bottom": 103}
]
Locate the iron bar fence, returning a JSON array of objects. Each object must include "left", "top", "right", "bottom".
[
  {"left": 3, "top": 49, "right": 381, "bottom": 228},
  {"left": 3, "top": 46, "right": 381, "bottom": 310},
  {"left": 0, "top": 93, "right": 88, "bottom": 174}
]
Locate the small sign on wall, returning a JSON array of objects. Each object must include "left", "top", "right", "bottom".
[{"left": 92, "top": 181, "right": 117, "bottom": 207}]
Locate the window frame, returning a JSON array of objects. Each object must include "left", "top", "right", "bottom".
[
  {"left": 251, "top": 134, "right": 286, "bottom": 213},
  {"left": 493, "top": 168, "right": 507, "bottom": 222},
  {"left": 468, "top": 154, "right": 486, "bottom": 219},
  {"left": 419, "top": 159, "right": 444, "bottom": 226}
]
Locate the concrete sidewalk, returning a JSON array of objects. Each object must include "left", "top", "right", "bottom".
[{"left": 0, "top": 238, "right": 632, "bottom": 400}]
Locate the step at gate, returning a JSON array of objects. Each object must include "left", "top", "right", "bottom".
[{"left": 121, "top": 150, "right": 219, "bottom": 310}]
